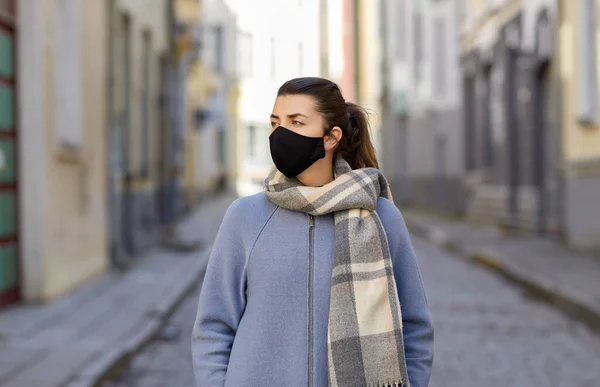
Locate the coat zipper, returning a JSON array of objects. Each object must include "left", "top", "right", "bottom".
[{"left": 308, "top": 214, "right": 315, "bottom": 387}]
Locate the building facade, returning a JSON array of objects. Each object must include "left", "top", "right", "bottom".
[
  {"left": 461, "top": 0, "right": 524, "bottom": 227},
  {"left": 225, "top": 0, "right": 321, "bottom": 196},
  {"left": 380, "top": 0, "right": 464, "bottom": 213},
  {"left": 459, "top": 0, "right": 563, "bottom": 237},
  {"left": 9, "top": 0, "right": 110, "bottom": 302},
  {"left": 174, "top": 0, "right": 213, "bottom": 209},
  {"left": 515, "top": 0, "right": 560, "bottom": 236},
  {"left": 557, "top": 0, "right": 600, "bottom": 251},
  {"left": 197, "top": 0, "right": 239, "bottom": 196},
  {"left": 106, "top": 0, "right": 172, "bottom": 267}
]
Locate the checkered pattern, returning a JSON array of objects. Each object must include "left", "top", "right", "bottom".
[{"left": 264, "top": 157, "right": 409, "bottom": 387}]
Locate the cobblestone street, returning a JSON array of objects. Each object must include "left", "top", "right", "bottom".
[
  {"left": 419, "top": 237, "right": 600, "bottom": 387},
  {"left": 104, "top": 233, "right": 600, "bottom": 387},
  {"left": 102, "top": 281, "right": 203, "bottom": 387}
]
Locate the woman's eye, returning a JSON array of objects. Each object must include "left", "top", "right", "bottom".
[
  {"left": 292, "top": 120, "right": 304, "bottom": 126},
  {"left": 270, "top": 122, "right": 278, "bottom": 127}
]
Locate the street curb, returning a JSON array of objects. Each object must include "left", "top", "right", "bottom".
[
  {"left": 65, "top": 246, "right": 213, "bottom": 387},
  {"left": 469, "top": 250, "right": 600, "bottom": 331},
  {"left": 405, "top": 217, "right": 600, "bottom": 332}
]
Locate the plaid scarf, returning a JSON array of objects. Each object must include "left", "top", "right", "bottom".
[{"left": 264, "top": 156, "right": 409, "bottom": 387}]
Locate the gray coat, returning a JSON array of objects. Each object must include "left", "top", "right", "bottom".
[{"left": 192, "top": 192, "right": 434, "bottom": 386}]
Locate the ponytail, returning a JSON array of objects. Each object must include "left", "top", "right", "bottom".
[{"left": 337, "top": 102, "right": 379, "bottom": 170}]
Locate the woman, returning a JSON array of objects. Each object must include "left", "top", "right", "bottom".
[{"left": 192, "top": 77, "right": 434, "bottom": 387}]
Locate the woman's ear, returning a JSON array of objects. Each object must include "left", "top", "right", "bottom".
[{"left": 324, "top": 126, "right": 342, "bottom": 151}]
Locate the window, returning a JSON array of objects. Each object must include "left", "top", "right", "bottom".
[
  {"left": 54, "top": 0, "right": 83, "bottom": 148},
  {"left": 214, "top": 25, "right": 224, "bottom": 73},
  {"left": 141, "top": 30, "right": 151, "bottom": 174},
  {"left": 247, "top": 124, "right": 256, "bottom": 160},
  {"left": 579, "top": 0, "right": 597, "bottom": 123},
  {"left": 433, "top": 18, "right": 446, "bottom": 97},
  {"left": 237, "top": 31, "right": 253, "bottom": 78}
]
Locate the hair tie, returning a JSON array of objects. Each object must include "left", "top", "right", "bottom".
[{"left": 347, "top": 113, "right": 359, "bottom": 135}]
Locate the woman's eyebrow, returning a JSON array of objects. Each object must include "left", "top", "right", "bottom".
[
  {"left": 287, "top": 113, "right": 308, "bottom": 119},
  {"left": 270, "top": 113, "right": 309, "bottom": 120},
  {"left": 271, "top": 113, "right": 308, "bottom": 120}
]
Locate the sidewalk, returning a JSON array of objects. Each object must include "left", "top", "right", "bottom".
[
  {"left": 0, "top": 193, "right": 237, "bottom": 387},
  {"left": 402, "top": 209, "right": 600, "bottom": 332}
]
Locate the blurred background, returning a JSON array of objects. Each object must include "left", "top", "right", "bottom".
[{"left": 1, "top": 0, "right": 600, "bottom": 386}]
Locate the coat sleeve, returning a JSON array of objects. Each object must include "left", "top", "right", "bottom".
[
  {"left": 379, "top": 200, "right": 434, "bottom": 387},
  {"left": 192, "top": 200, "right": 248, "bottom": 387}
]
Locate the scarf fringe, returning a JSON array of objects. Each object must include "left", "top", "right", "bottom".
[{"left": 366, "top": 381, "right": 405, "bottom": 387}]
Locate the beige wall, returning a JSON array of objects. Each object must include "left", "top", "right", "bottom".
[
  {"left": 185, "top": 63, "right": 219, "bottom": 199},
  {"left": 40, "top": 0, "right": 108, "bottom": 300},
  {"left": 560, "top": 0, "right": 600, "bottom": 161},
  {"left": 18, "top": 0, "right": 170, "bottom": 301},
  {"left": 227, "top": 84, "right": 240, "bottom": 184},
  {"left": 176, "top": 0, "right": 201, "bottom": 25},
  {"left": 176, "top": 0, "right": 206, "bottom": 203},
  {"left": 177, "top": 0, "right": 227, "bottom": 202}
]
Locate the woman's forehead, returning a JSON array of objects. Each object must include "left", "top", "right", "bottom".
[{"left": 272, "top": 94, "right": 317, "bottom": 116}]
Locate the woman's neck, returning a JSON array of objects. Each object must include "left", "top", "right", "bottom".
[{"left": 297, "top": 159, "right": 335, "bottom": 187}]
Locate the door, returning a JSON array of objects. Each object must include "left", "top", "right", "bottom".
[{"left": 0, "top": 0, "right": 19, "bottom": 305}]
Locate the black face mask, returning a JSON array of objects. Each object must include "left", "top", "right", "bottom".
[{"left": 269, "top": 126, "right": 326, "bottom": 178}]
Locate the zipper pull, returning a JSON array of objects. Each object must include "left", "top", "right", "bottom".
[{"left": 309, "top": 214, "right": 315, "bottom": 227}]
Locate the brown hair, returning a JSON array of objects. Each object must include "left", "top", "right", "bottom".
[{"left": 277, "top": 77, "right": 379, "bottom": 170}]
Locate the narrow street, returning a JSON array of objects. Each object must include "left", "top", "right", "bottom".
[
  {"left": 104, "top": 235, "right": 600, "bottom": 387},
  {"left": 417, "top": 237, "right": 600, "bottom": 387}
]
